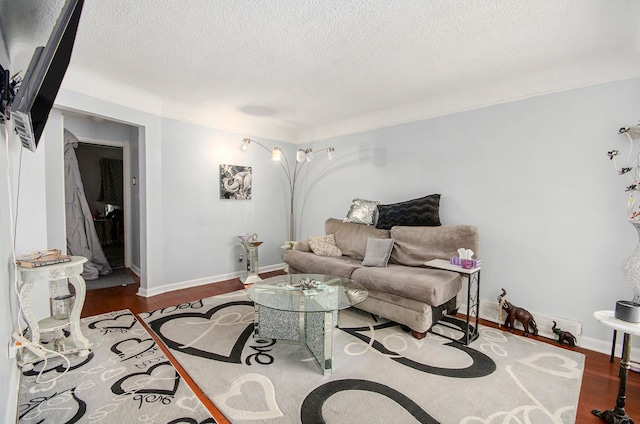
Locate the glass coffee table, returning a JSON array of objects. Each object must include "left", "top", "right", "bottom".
[{"left": 246, "top": 274, "right": 368, "bottom": 374}]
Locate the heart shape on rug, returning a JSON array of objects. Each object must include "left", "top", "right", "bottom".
[
  {"left": 22, "top": 351, "right": 95, "bottom": 377},
  {"left": 213, "top": 372, "right": 284, "bottom": 421},
  {"left": 146, "top": 301, "right": 256, "bottom": 363},
  {"left": 111, "top": 337, "right": 157, "bottom": 362},
  {"left": 111, "top": 361, "right": 180, "bottom": 397},
  {"left": 341, "top": 320, "right": 496, "bottom": 378},
  {"left": 18, "top": 387, "right": 86, "bottom": 423},
  {"left": 101, "top": 367, "right": 127, "bottom": 382},
  {"left": 301, "top": 379, "right": 438, "bottom": 424},
  {"left": 517, "top": 352, "right": 582, "bottom": 379},
  {"left": 176, "top": 394, "right": 202, "bottom": 412},
  {"left": 88, "top": 312, "right": 136, "bottom": 334}
]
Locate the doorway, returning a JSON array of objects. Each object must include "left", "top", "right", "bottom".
[
  {"left": 75, "top": 142, "right": 125, "bottom": 269},
  {"left": 62, "top": 111, "right": 141, "bottom": 290}
]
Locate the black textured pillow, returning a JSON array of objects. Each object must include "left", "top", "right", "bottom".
[{"left": 375, "top": 194, "right": 441, "bottom": 230}]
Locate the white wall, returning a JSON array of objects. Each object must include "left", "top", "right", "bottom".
[
  {"left": 54, "top": 90, "right": 162, "bottom": 296},
  {"left": 53, "top": 91, "right": 291, "bottom": 296},
  {"left": 54, "top": 78, "right": 640, "bottom": 354},
  {"left": 159, "top": 119, "right": 289, "bottom": 286},
  {"left": 0, "top": 120, "right": 21, "bottom": 424},
  {"left": 298, "top": 77, "right": 640, "bottom": 347}
]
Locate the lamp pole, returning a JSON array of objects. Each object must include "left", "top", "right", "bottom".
[{"left": 242, "top": 138, "right": 334, "bottom": 241}]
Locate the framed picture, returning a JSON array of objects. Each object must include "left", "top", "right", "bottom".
[{"left": 220, "top": 164, "right": 252, "bottom": 200}]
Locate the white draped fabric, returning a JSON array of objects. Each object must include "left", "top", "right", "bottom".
[{"left": 64, "top": 129, "right": 112, "bottom": 280}]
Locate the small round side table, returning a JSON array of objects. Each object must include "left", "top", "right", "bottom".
[{"left": 592, "top": 310, "right": 640, "bottom": 424}]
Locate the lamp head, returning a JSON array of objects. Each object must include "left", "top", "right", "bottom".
[
  {"left": 327, "top": 147, "right": 335, "bottom": 160},
  {"left": 305, "top": 148, "right": 314, "bottom": 162},
  {"left": 272, "top": 146, "right": 282, "bottom": 161},
  {"left": 296, "top": 149, "right": 306, "bottom": 162},
  {"left": 242, "top": 138, "right": 251, "bottom": 151}
]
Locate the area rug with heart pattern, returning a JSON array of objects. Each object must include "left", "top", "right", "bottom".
[
  {"left": 17, "top": 310, "right": 215, "bottom": 424},
  {"left": 141, "top": 290, "right": 585, "bottom": 424}
]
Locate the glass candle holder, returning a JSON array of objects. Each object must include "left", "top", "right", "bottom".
[{"left": 52, "top": 294, "right": 75, "bottom": 320}]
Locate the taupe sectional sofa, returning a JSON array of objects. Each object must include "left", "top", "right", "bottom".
[{"left": 284, "top": 218, "right": 479, "bottom": 339}]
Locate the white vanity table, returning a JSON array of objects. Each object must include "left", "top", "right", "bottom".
[{"left": 16, "top": 256, "right": 91, "bottom": 369}]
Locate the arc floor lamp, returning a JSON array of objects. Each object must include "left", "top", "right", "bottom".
[{"left": 242, "top": 138, "right": 335, "bottom": 241}]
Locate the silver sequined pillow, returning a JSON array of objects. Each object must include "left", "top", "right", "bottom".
[
  {"left": 343, "top": 198, "right": 379, "bottom": 225},
  {"left": 308, "top": 234, "right": 343, "bottom": 257}
]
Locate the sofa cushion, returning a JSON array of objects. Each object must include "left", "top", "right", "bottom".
[
  {"left": 308, "top": 234, "right": 342, "bottom": 256},
  {"left": 294, "top": 240, "right": 311, "bottom": 252},
  {"left": 325, "top": 218, "right": 391, "bottom": 261},
  {"left": 376, "top": 194, "right": 441, "bottom": 230},
  {"left": 362, "top": 237, "right": 394, "bottom": 267},
  {"left": 350, "top": 264, "right": 462, "bottom": 306},
  {"left": 283, "top": 250, "right": 362, "bottom": 278},
  {"left": 390, "top": 225, "right": 479, "bottom": 266},
  {"left": 344, "top": 198, "right": 379, "bottom": 225}
]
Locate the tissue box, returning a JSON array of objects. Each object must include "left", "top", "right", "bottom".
[{"left": 450, "top": 257, "right": 482, "bottom": 269}]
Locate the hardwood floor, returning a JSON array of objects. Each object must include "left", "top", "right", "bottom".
[{"left": 82, "top": 270, "right": 640, "bottom": 423}]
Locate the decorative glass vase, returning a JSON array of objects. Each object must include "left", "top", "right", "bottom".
[{"left": 621, "top": 221, "right": 640, "bottom": 303}]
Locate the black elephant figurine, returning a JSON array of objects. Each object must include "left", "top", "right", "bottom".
[
  {"left": 552, "top": 321, "right": 577, "bottom": 347},
  {"left": 497, "top": 288, "right": 539, "bottom": 337}
]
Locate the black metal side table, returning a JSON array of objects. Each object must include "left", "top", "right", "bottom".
[{"left": 425, "top": 259, "right": 481, "bottom": 345}]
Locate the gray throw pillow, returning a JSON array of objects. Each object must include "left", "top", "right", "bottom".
[
  {"left": 362, "top": 237, "right": 394, "bottom": 267},
  {"left": 375, "top": 194, "right": 441, "bottom": 230}
]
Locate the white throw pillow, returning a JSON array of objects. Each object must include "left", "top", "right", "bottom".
[{"left": 308, "top": 234, "right": 343, "bottom": 257}]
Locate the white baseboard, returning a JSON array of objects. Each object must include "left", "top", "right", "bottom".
[
  {"left": 580, "top": 335, "right": 640, "bottom": 363},
  {"left": 477, "top": 300, "right": 582, "bottom": 343},
  {"left": 129, "top": 264, "right": 141, "bottom": 277},
  {"left": 137, "top": 263, "right": 286, "bottom": 298},
  {"left": 462, "top": 299, "right": 640, "bottom": 362}
]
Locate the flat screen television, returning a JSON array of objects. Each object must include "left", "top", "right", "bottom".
[{"left": 11, "top": 0, "right": 84, "bottom": 152}]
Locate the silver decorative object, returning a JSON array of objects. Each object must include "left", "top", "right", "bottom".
[
  {"left": 294, "top": 277, "right": 318, "bottom": 290},
  {"left": 615, "top": 300, "right": 640, "bottom": 323}
]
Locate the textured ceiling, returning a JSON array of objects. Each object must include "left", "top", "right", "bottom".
[{"left": 3, "top": 0, "right": 640, "bottom": 143}]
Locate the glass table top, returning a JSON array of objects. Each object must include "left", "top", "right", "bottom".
[{"left": 246, "top": 274, "right": 368, "bottom": 313}]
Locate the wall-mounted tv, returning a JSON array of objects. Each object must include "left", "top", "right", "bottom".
[{"left": 11, "top": 0, "right": 84, "bottom": 152}]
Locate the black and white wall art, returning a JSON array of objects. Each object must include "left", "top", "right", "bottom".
[{"left": 220, "top": 164, "right": 252, "bottom": 200}]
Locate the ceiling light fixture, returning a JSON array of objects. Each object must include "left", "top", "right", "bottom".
[{"left": 242, "top": 138, "right": 336, "bottom": 240}]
